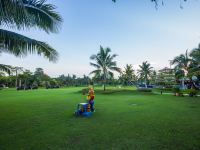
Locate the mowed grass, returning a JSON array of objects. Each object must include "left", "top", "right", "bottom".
[{"left": 0, "top": 87, "right": 200, "bottom": 150}]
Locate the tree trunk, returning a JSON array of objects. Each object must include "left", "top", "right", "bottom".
[
  {"left": 103, "top": 83, "right": 106, "bottom": 91},
  {"left": 24, "top": 79, "right": 27, "bottom": 90},
  {"left": 181, "top": 79, "right": 186, "bottom": 90},
  {"left": 145, "top": 75, "right": 147, "bottom": 88},
  {"left": 15, "top": 70, "right": 18, "bottom": 88},
  {"left": 19, "top": 79, "right": 21, "bottom": 87},
  {"left": 103, "top": 69, "right": 106, "bottom": 91}
]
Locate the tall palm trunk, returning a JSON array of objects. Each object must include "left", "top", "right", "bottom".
[
  {"left": 15, "top": 70, "right": 18, "bottom": 88},
  {"left": 145, "top": 74, "right": 147, "bottom": 88},
  {"left": 103, "top": 70, "right": 106, "bottom": 91},
  {"left": 103, "top": 83, "right": 106, "bottom": 91}
]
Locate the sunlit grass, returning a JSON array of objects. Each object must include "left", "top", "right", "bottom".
[{"left": 0, "top": 87, "right": 200, "bottom": 150}]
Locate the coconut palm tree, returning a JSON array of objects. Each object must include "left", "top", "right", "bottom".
[
  {"left": 171, "top": 50, "right": 192, "bottom": 76},
  {"left": 121, "top": 64, "right": 136, "bottom": 85},
  {"left": 189, "top": 44, "right": 200, "bottom": 76},
  {"left": 90, "top": 46, "right": 121, "bottom": 91},
  {"left": 170, "top": 50, "right": 192, "bottom": 89},
  {"left": 190, "top": 44, "right": 200, "bottom": 64},
  {"left": 0, "top": 0, "right": 62, "bottom": 73},
  {"left": 138, "top": 61, "right": 153, "bottom": 87}
]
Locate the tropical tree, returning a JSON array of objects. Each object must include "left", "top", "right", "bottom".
[
  {"left": 18, "top": 70, "right": 34, "bottom": 89},
  {"left": 138, "top": 61, "right": 153, "bottom": 87},
  {"left": 190, "top": 45, "right": 200, "bottom": 64},
  {"left": 190, "top": 44, "right": 200, "bottom": 76},
  {"left": 34, "top": 68, "right": 50, "bottom": 86},
  {"left": 171, "top": 50, "right": 192, "bottom": 76},
  {"left": 90, "top": 46, "right": 121, "bottom": 91},
  {"left": 170, "top": 50, "right": 192, "bottom": 88},
  {"left": 11, "top": 66, "right": 23, "bottom": 87},
  {"left": 0, "top": 64, "right": 11, "bottom": 74},
  {"left": 0, "top": 0, "right": 62, "bottom": 73},
  {"left": 121, "top": 64, "right": 136, "bottom": 85},
  {"left": 0, "top": 71, "right": 5, "bottom": 77}
]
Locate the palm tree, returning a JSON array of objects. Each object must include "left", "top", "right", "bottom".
[
  {"left": 171, "top": 50, "right": 192, "bottom": 76},
  {"left": 190, "top": 44, "right": 200, "bottom": 76},
  {"left": 0, "top": 0, "right": 62, "bottom": 73},
  {"left": 90, "top": 46, "right": 121, "bottom": 91},
  {"left": 121, "top": 64, "right": 136, "bottom": 85},
  {"left": 190, "top": 44, "right": 200, "bottom": 64},
  {"left": 170, "top": 50, "right": 192, "bottom": 89},
  {"left": 138, "top": 61, "right": 153, "bottom": 87}
]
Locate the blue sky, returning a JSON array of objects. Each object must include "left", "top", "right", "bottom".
[{"left": 1, "top": 0, "right": 200, "bottom": 77}]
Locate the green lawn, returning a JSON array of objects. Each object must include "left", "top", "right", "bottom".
[{"left": 0, "top": 87, "right": 200, "bottom": 150}]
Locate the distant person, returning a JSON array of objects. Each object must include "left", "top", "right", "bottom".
[{"left": 88, "top": 86, "right": 95, "bottom": 112}]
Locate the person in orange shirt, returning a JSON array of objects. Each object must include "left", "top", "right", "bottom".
[{"left": 88, "top": 87, "right": 95, "bottom": 112}]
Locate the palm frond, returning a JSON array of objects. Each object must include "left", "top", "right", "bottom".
[
  {"left": 89, "top": 69, "right": 102, "bottom": 75},
  {"left": 22, "top": 0, "right": 62, "bottom": 33},
  {"left": 190, "top": 46, "right": 200, "bottom": 64},
  {"left": 110, "top": 54, "right": 118, "bottom": 60},
  {"left": 109, "top": 67, "right": 121, "bottom": 73},
  {"left": 90, "top": 54, "right": 97, "bottom": 60},
  {"left": 0, "top": 29, "right": 58, "bottom": 62},
  {"left": 90, "top": 62, "right": 100, "bottom": 69},
  {"left": 108, "top": 71, "right": 114, "bottom": 79},
  {"left": 0, "top": 0, "right": 26, "bottom": 28},
  {"left": 0, "top": 0, "right": 62, "bottom": 33},
  {"left": 90, "top": 55, "right": 103, "bottom": 67}
]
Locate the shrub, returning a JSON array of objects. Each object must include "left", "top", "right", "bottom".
[
  {"left": 183, "top": 89, "right": 198, "bottom": 97},
  {"left": 172, "top": 86, "right": 180, "bottom": 93},
  {"left": 158, "top": 87, "right": 172, "bottom": 91},
  {"left": 137, "top": 88, "right": 152, "bottom": 92},
  {"left": 82, "top": 88, "right": 89, "bottom": 95}
]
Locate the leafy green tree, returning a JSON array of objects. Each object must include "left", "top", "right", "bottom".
[
  {"left": 0, "top": 64, "right": 12, "bottom": 74},
  {"left": 0, "top": 71, "right": 5, "bottom": 77},
  {"left": 138, "top": 61, "right": 153, "bottom": 87},
  {"left": 0, "top": 0, "right": 62, "bottom": 72},
  {"left": 34, "top": 68, "right": 50, "bottom": 86},
  {"left": 49, "top": 79, "right": 58, "bottom": 87},
  {"left": 90, "top": 46, "right": 121, "bottom": 91},
  {"left": 18, "top": 70, "right": 33, "bottom": 88},
  {"left": 11, "top": 66, "right": 23, "bottom": 87}
]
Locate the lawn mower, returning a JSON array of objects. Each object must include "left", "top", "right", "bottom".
[{"left": 74, "top": 102, "right": 92, "bottom": 117}]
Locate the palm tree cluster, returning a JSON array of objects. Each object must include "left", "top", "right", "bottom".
[
  {"left": 0, "top": 0, "right": 62, "bottom": 74},
  {"left": 171, "top": 46, "right": 200, "bottom": 79},
  {"left": 170, "top": 45, "right": 200, "bottom": 88}
]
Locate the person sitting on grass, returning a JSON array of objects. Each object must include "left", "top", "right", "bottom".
[{"left": 88, "top": 86, "right": 95, "bottom": 112}]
